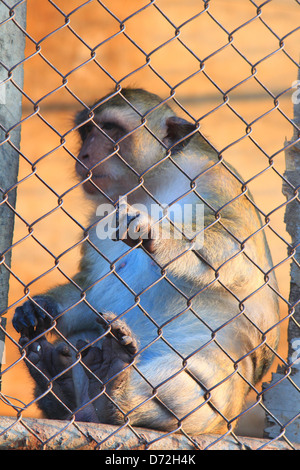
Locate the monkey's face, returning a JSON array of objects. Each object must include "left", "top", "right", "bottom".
[
  {"left": 75, "top": 90, "right": 200, "bottom": 202},
  {"left": 76, "top": 110, "right": 136, "bottom": 199},
  {"left": 75, "top": 106, "right": 167, "bottom": 201}
]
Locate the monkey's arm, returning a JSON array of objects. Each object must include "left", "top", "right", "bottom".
[
  {"left": 117, "top": 200, "right": 263, "bottom": 291},
  {"left": 12, "top": 270, "right": 97, "bottom": 339}
]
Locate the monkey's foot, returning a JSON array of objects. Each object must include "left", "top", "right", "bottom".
[
  {"left": 115, "top": 201, "right": 157, "bottom": 252},
  {"left": 102, "top": 312, "right": 138, "bottom": 356},
  {"left": 78, "top": 313, "right": 138, "bottom": 390},
  {"left": 19, "top": 336, "right": 75, "bottom": 395}
]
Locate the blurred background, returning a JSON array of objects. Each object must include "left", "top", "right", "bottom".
[{"left": 1, "top": 0, "right": 299, "bottom": 436}]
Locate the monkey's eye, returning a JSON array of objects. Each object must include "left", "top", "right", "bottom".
[
  {"left": 101, "top": 122, "right": 118, "bottom": 131},
  {"left": 100, "top": 121, "right": 126, "bottom": 140}
]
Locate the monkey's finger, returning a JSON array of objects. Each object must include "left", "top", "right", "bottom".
[
  {"left": 75, "top": 339, "right": 95, "bottom": 359},
  {"left": 108, "top": 321, "right": 138, "bottom": 356},
  {"left": 76, "top": 339, "right": 103, "bottom": 370},
  {"left": 13, "top": 303, "right": 38, "bottom": 333},
  {"left": 96, "top": 312, "right": 138, "bottom": 355},
  {"left": 120, "top": 335, "right": 133, "bottom": 346},
  {"left": 119, "top": 335, "right": 138, "bottom": 356},
  {"left": 19, "top": 336, "right": 48, "bottom": 365},
  {"left": 115, "top": 202, "right": 142, "bottom": 242},
  {"left": 55, "top": 343, "right": 72, "bottom": 358},
  {"left": 19, "top": 335, "right": 29, "bottom": 348},
  {"left": 76, "top": 339, "right": 89, "bottom": 352},
  {"left": 96, "top": 311, "right": 127, "bottom": 330},
  {"left": 19, "top": 334, "right": 47, "bottom": 350},
  {"left": 110, "top": 319, "right": 134, "bottom": 341}
]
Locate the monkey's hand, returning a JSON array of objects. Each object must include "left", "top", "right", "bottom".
[
  {"left": 13, "top": 295, "right": 57, "bottom": 339},
  {"left": 115, "top": 201, "right": 157, "bottom": 253},
  {"left": 19, "top": 335, "right": 77, "bottom": 419},
  {"left": 78, "top": 313, "right": 138, "bottom": 396}
]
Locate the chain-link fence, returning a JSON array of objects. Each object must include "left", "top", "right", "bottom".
[{"left": 0, "top": 0, "right": 299, "bottom": 451}]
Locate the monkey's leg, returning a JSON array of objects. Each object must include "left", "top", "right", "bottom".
[{"left": 79, "top": 312, "right": 138, "bottom": 389}]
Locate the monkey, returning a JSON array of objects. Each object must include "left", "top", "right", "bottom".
[{"left": 13, "top": 88, "right": 280, "bottom": 435}]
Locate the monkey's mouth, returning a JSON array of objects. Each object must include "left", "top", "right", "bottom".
[
  {"left": 90, "top": 173, "right": 109, "bottom": 180},
  {"left": 80, "top": 174, "right": 111, "bottom": 194},
  {"left": 76, "top": 160, "right": 109, "bottom": 180},
  {"left": 79, "top": 172, "right": 110, "bottom": 183}
]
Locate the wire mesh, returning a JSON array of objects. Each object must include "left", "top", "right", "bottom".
[{"left": 0, "top": 0, "right": 299, "bottom": 450}]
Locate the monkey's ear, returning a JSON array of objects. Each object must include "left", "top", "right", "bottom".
[{"left": 163, "top": 116, "right": 197, "bottom": 152}]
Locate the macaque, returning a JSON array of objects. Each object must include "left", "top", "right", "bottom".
[{"left": 13, "top": 88, "right": 280, "bottom": 435}]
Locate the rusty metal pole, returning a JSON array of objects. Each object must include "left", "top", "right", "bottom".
[
  {"left": 0, "top": 1, "right": 27, "bottom": 381},
  {"left": 0, "top": 416, "right": 299, "bottom": 450}
]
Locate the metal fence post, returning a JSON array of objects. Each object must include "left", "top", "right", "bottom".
[
  {"left": 0, "top": 0, "right": 27, "bottom": 381},
  {"left": 263, "top": 67, "right": 300, "bottom": 444}
]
